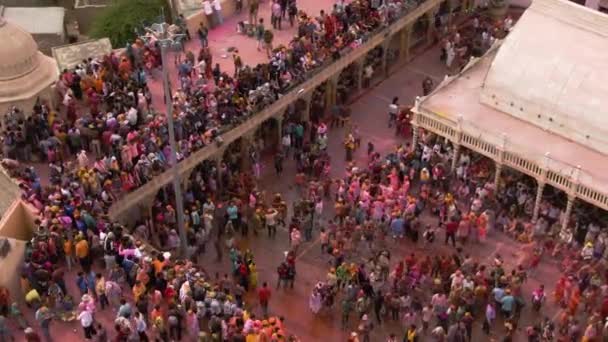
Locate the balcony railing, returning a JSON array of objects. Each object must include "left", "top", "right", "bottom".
[
  {"left": 107, "top": 0, "right": 442, "bottom": 220},
  {"left": 415, "top": 109, "right": 608, "bottom": 211}
]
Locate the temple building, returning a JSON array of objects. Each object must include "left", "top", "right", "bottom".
[
  {"left": 413, "top": 0, "right": 608, "bottom": 229},
  {"left": 0, "top": 17, "right": 59, "bottom": 114}
]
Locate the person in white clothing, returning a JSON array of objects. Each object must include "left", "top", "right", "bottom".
[
  {"left": 290, "top": 227, "right": 302, "bottom": 252},
  {"left": 78, "top": 309, "right": 96, "bottom": 339},
  {"left": 134, "top": 311, "right": 148, "bottom": 341},
  {"left": 77, "top": 150, "right": 89, "bottom": 169},
  {"left": 281, "top": 134, "right": 291, "bottom": 157},
  {"left": 388, "top": 96, "right": 399, "bottom": 128},
  {"left": 504, "top": 16, "right": 513, "bottom": 31},
  {"left": 445, "top": 41, "right": 455, "bottom": 69},
  {"left": 213, "top": 0, "right": 223, "bottom": 25},
  {"left": 203, "top": 0, "right": 215, "bottom": 28}
]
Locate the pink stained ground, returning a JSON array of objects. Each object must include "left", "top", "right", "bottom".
[{"left": 147, "top": 0, "right": 343, "bottom": 109}]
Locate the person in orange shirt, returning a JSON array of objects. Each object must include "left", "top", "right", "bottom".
[
  {"left": 63, "top": 235, "right": 75, "bottom": 271},
  {"left": 75, "top": 237, "right": 90, "bottom": 272},
  {"left": 153, "top": 254, "right": 166, "bottom": 275}
]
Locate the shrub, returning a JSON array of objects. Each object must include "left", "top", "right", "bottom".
[{"left": 90, "top": 0, "right": 170, "bottom": 47}]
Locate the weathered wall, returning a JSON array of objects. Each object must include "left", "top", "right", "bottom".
[
  {"left": 34, "top": 33, "right": 66, "bottom": 56},
  {"left": 0, "top": 201, "right": 37, "bottom": 304},
  {"left": 509, "top": 0, "right": 532, "bottom": 8},
  {"left": 0, "top": 86, "right": 57, "bottom": 119},
  {"left": 0, "top": 0, "right": 58, "bottom": 6}
]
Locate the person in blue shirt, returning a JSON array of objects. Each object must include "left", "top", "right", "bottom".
[
  {"left": 390, "top": 217, "right": 404, "bottom": 239},
  {"left": 82, "top": 210, "right": 97, "bottom": 233},
  {"left": 500, "top": 289, "right": 515, "bottom": 318},
  {"left": 294, "top": 123, "right": 304, "bottom": 148},
  {"left": 121, "top": 256, "right": 136, "bottom": 286},
  {"left": 226, "top": 202, "right": 240, "bottom": 232},
  {"left": 492, "top": 286, "right": 505, "bottom": 304},
  {"left": 76, "top": 272, "right": 88, "bottom": 295},
  {"left": 75, "top": 217, "right": 86, "bottom": 235}
]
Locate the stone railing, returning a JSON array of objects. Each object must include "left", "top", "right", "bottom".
[
  {"left": 107, "top": 0, "right": 443, "bottom": 221},
  {"left": 414, "top": 108, "right": 608, "bottom": 211}
]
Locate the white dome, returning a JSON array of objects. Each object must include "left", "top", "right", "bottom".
[
  {"left": 0, "top": 17, "right": 58, "bottom": 105},
  {"left": 0, "top": 18, "right": 40, "bottom": 81}
]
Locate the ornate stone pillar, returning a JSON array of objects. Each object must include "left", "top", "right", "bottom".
[
  {"left": 533, "top": 153, "right": 551, "bottom": 221},
  {"left": 532, "top": 180, "right": 545, "bottom": 222},
  {"left": 276, "top": 116, "right": 283, "bottom": 146},
  {"left": 561, "top": 195, "right": 575, "bottom": 231},
  {"left": 411, "top": 97, "right": 421, "bottom": 148},
  {"left": 561, "top": 165, "right": 580, "bottom": 231},
  {"left": 240, "top": 132, "right": 255, "bottom": 171},
  {"left": 451, "top": 115, "right": 463, "bottom": 172},
  {"left": 325, "top": 75, "right": 340, "bottom": 108},
  {"left": 412, "top": 124, "right": 419, "bottom": 149},
  {"left": 426, "top": 10, "right": 435, "bottom": 44},
  {"left": 356, "top": 58, "right": 365, "bottom": 92},
  {"left": 180, "top": 174, "right": 190, "bottom": 192},
  {"left": 381, "top": 39, "right": 391, "bottom": 78},
  {"left": 495, "top": 133, "right": 507, "bottom": 187},
  {"left": 494, "top": 162, "right": 503, "bottom": 188},
  {"left": 451, "top": 143, "right": 460, "bottom": 172},
  {"left": 215, "top": 152, "right": 224, "bottom": 195},
  {"left": 301, "top": 92, "right": 313, "bottom": 122},
  {"left": 399, "top": 25, "right": 413, "bottom": 61}
]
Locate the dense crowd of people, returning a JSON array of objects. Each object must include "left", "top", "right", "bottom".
[
  {"left": 1, "top": 0, "right": 425, "bottom": 199},
  {"left": 304, "top": 124, "right": 608, "bottom": 342},
  {"left": 1, "top": 1, "right": 607, "bottom": 342},
  {"left": 0, "top": 0, "right": 438, "bottom": 341}
]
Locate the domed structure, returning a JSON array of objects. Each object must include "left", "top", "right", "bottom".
[{"left": 0, "top": 17, "right": 58, "bottom": 113}]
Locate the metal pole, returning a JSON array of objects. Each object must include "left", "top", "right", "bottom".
[{"left": 160, "top": 41, "right": 188, "bottom": 258}]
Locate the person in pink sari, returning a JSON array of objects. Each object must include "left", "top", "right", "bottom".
[
  {"left": 389, "top": 168, "right": 400, "bottom": 191},
  {"left": 401, "top": 176, "right": 410, "bottom": 195},
  {"left": 186, "top": 309, "right": 200, "bottom": 336},
  {"left": 372, "top": 198, "right": 385, "bottom": 221}
]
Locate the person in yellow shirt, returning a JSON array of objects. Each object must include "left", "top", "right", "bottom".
[
  {"left": 132, "top": 281, "right": 146, "bottom": 302},
  {"left": 246, "top": 329, "right": 259, "bottom": 342},
  {"left": 25, "top": 288, "right": 40, "bottom": 308},
  {"left": 95, "top": 273, "right": 110, "bottom": 309},
  {"left": 405, "top": 324, "right": 419, "bottom": 342}
]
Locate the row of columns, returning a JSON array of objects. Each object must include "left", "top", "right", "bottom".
[
  {"left": 326, "top": 74, "right": 340, "bottom": 108},
  {"left": 412, "top": 101, "right": 582, "bottom": 232},
  {"left": 323, "top": 14, "right": 435, "bottom": 106},
  {"left": 215, "top": 148, "right": 225, "bottom": 195}
]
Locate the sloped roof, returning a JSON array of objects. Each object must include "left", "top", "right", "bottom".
[
  {"left": 421, "top": 48, "right": 608, "bottom": 197},
  {"left": 480, "top": 0, "right": 608, "bottom": 156}
]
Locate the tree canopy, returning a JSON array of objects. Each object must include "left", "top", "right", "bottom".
[{"left": 90, "top": 0, "right": 169, "bottom": 47}]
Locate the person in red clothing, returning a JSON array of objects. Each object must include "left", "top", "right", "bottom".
[
  {"left": 445, "top": 220, "right": 458, "bottom": 247},
  {"left": 258, "top": 282, "right": 271, "bottom": 318},
  {"left": 405, "top": 253, "right": 417, "bottom": 269}
]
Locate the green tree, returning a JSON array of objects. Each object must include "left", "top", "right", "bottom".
[{"left": 90, "top": 0, "right": 171, "bottom": 47}]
